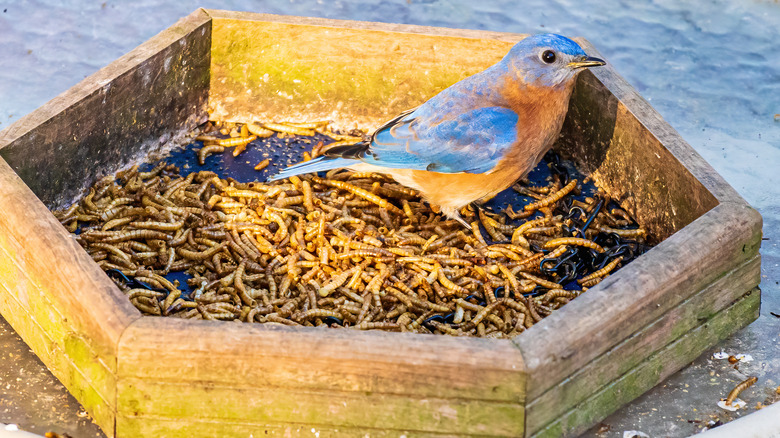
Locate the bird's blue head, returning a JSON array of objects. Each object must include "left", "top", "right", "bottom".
[{"left": 502, "top": 34, "right": 605, "bottom": 87}]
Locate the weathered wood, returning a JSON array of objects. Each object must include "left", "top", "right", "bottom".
[
  {"left": 556, "top": 67, "right": 719, "bottom": 241},
  {"left": 118, "top": 382, "right": 522, "bottom": 437},
  {"left": 514, "top": 201, "right": 762, "bottom": 402},
  {"left": 117, "top": 319, "right": 525, "bottom": 401},
  {"left": 206, "top": 9, "right": 522, "bottom": 131},
  {"left": 0, "top": 156, "right": 140, "bottom": 433},
  {"left": 117, "top": 318, "right": 526, "bottom": 437},
  {"left": 525, "top": 254, "right": 760, "bottom": 434},
  {"left": 573, "top": 39, "right": 746, "bottom": 207},
  {"left": 114, "top": 416, "right": 461, "bottom": 438},
  {"left": 0, "top": 10, "right": 211, "bottom": 210},
  {"left": 0, "top": 280, "right": 115, "bottom": 432},
  {"left": 532, "top": 287, "right": 761, "bottom": 438}
]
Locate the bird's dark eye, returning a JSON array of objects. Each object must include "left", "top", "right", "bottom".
[{"left": 542, "top": 50, "right": 556, "bottom": 64}]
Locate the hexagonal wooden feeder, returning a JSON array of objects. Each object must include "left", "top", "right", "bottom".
[{"left": 0, "top": 9, "right": 762, "bottom": 438}]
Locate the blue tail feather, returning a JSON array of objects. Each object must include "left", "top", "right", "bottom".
[{"left": 267, "top": 156, "right": 356, "bottom": 182}]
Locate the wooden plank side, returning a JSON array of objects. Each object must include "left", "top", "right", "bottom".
[
  {"left": 0, "top": 159, "right": 140, "bottom": 435},
  {"left": 515, "top": 201, "right": 762, "bottom": 402},
  {"left": 557, "top": 67, "right": 719, "bottom": 241},
  {"left": 116, "top": 415, "right": 468, "bottom": 438},
  {"left": 119, "top": 323, "right": 525, "bottom": 402},
  {"left": 206, "top": 11, "right": 521, "bottom": 131},
  {"left": 0, "top": 252, "right": 118, "bottom": 400},
  {"left": 532, "top": 287, "right": 761, "bottom": 438},
  {"left": 0, "top": 9, "right": 211, "bottom": 210},
  {"left": 0, "top": 159, "right": 138, "bottom": 367},
  {"left": 115, "top": 301, "right": 525, "bottom": 434},
  {"left": 526, "top": 254, "right": 760, "bottom": 435},
  {"left": 117, "top": 319, "right": 525, "bottom": 437},
  {"left": 0, "top": 280, "right": 114, "bottom": 433},
  {"left": 118, "top": 319, "right": 524, "bottom": 403},
  {"left": 575, "top": 39, "right": 746, "bottom": 208},
  {"left": 117, "top": 380, "right": 523, "bottom": 437}
]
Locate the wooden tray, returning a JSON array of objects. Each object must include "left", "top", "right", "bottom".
[{"left": 0, "top": 9, "right": 762, "bottom": 438}]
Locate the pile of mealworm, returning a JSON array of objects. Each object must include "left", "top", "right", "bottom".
[{"left": 54, "top": 122, "right": 648, "bottom": 338}]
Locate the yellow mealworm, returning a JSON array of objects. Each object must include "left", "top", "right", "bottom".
[
  {"left": 176, "top": 241, "right": 228, "bottom": 260},
  {"left": 579, "top": 277, "right": 602, "bottom": 288},
  {"left": 479, "top": 210, "right": 506, "bottom": 242},
  {"left": 217, "top": 135, "right": 256, "bottom": 148},
  {"left": 318, "top": 267, "right": 359, "bottom": 297},
  {"left": 519, "top": 272, "right": 561, "bottom": 290},
  {"left": 262, "top": 123, "right": 315, "bottom": 136},
  {"left": 101, "top": 229, "right": 172, "bottom": 243},
  {"left": 578, "top": 256, "right": 624, "bottom": 284},
  {"left": 524, "top": 179, "right": 578, "bottom": 211},
  {"left": 541, "top": 289, "right": 578, "bottom": 303},
  {"left": 233, "top": 260, "right": 256, "bottom": 306},
  {"left": 129, "top": 221, "right": 184, "bottom": 232},
  {"left": 354, "top": 322, "right": 400, "bottom": 331},
  {"left": 470, "top": 221, "right": 488, "bottom": 247},
  {"left": 494, "top": 263, "right": 520, "bottom": 297},
  {"left": 312, "top": 177, "right": 404, "bottom": 215},
  {"left": 543, "top": 237, "right": 604, "bottom": 252},
  {"left": 102, "top": 216, "right": 134, "bottom": 231},
  {"left": 246, "top": 123, "right": 275, "bottom": 138},
  {"left": 250, "top": 158, "right": 271, "bottom": 172},
  {"left": 437, "top": 264, "right": 469, "bottom": 295},
  {"left": 293, "top": 308, "right": 343, "bottom": 322},
  {"left": 598, "top": 225, "right": 647, "bottom": 238},
  {"left": 198, "top": 145, "right": 225, "bottom": 165},
  {"left": 725, "top": 376, "right": 758, "bottom": 406}
]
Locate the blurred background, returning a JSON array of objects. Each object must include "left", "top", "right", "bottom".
[{"left": 0, "top": 1, "right": 778, "bottom": 437}]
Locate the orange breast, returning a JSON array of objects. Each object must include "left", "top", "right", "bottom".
[{"left": 357, "top": 76, "right": 576, "bottom": 217}]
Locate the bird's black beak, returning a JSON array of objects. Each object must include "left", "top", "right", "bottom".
[{"left": 568, "top": 56, "right": 606, "bottom": 69}]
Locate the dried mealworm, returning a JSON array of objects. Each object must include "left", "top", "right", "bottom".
[
  {"left": 578, "top": 256, "right": 624, "bottom": 284},
  {"left": 198, "top": 145, "right": 225, "bottom": 165},
  {"left": 246, "top": 123, "right": 276, "bottom": 138},
  {"left": 253, "top": 159, "right": 271, "bottom": 171},
  {"left": 725, "top": 376, "right": 758, "bottom": 406},
  {"left": 312, "top": 177, "right": 404, "bottom": 215},
  {"left": 524, "top": 179, "right": 578, "bottom": 211},
  {"left": 217, "top": 135, "right": 257, "bottom": 148},
  {"left": 543, "top": 237, "right": 604, "bottom": 253},
  {"left": 262, "top": 122, "right": 316, "bottom": 137}
]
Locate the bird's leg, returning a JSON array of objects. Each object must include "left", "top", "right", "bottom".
[
  {"left": 437, "top": 204, "right": 472, "bottom": 229},
  {"left": 452, "top": 211, "right": 471, "bottom": 229}
]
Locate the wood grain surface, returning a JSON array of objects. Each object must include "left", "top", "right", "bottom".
[
  {"left": 0, "top": 157, "right": 140, "bottom": 432},
  {"left": 532, "top": 287, "right": 760, "bottom": 438},
  {"left": 206, "top": 9, "right": 522, "bottom": 131},
  {"left": 514, "top": 201, "right": 761, "bottom": 403},
  {"left": 117, "top": 318, "right": 526, "bottom": 437},
  {"left": 525, "top": 255, "right": 761, "bottom": 434}
]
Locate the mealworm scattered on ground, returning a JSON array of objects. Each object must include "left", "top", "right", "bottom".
[{"left": 53, "top": 120, "right": 651, "bottom": 337}]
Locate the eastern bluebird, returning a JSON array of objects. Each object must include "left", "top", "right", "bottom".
[{"left": 270, "top": 34, "right": 605, "bottom": 227}]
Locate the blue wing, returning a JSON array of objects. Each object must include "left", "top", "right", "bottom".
[{"left": 361, "top": 106, "right": 519, "bottom": 174}]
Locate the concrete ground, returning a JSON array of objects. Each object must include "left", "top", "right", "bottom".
[
  {"left": 0, "top": 315, "right": 103, "bottom": 438},
  {"left": 0, "top": 1, "right": 778, "bottom": 437}
]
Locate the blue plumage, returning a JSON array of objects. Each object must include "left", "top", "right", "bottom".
[
  {"left": 365, "top": 107, "right": 519, "bottom": 174},
  {"left": 268, "top": 33, "right": 605, "bottom": 225}
]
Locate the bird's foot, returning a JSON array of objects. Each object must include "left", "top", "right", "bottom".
[{"left": 452, "top": 212, "right": 471, "bottom": 229}]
